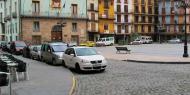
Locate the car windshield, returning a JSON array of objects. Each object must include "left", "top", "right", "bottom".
[
  {"left": 75, "top": 48, "right": 98, "bottom": 56},
  {"left": 15, "top": 42, "right": 26, "bottom": 47},
  {"left": 52, "top": 45, "right": 67, "bottom": 52}
]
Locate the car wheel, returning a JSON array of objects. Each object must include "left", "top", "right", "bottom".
[
  {"left": 38, "top": 56, "right": 41, "bottom": 61},
  {"left": 62, "top": 60, "right": 67, "bottom": 68},
  {"left": 41, "top": 56, "right": 45, "bottom": 62},
  {"left": 75, "top": 63, "right": 81, "bottom": 73},
  {"left": 52, "top": 59, "right": 56, "bottom": 65}
]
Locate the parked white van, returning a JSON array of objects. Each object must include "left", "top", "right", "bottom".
[
  {"left": 96, "top": 37, "right": 114, "bottom": 46},
  {"left": 139, "top": 36, "right": 153, "bottom": 44}
]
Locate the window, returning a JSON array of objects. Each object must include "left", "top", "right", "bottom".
[
  {"left": 117, "top": 0, "right": 121, "bottom": 3},
  {"left": 104, "top": 24, "right": 108, "bottom": 30},
  {"left": 33, "top": 21, "right": 40, "bottom": 32},
  {"left": 124, "top": 15, "right": 128, "bottom": 22},
  {"left": 142, "top": 0, "right": 144, "bottom": 4},
  {"left": 124, "top": 0, "right": 128, "bottom": 4},
  {"left": 90, "top": 3, "right": 94, "bottom": 10},
  {"left": 0, "top": 13, "right": 2, "bottom": 22},
  {"left": 16, "top": 36, "right": 18, "bottom": 41},
  {"left": 72, "top": 4, "right": 77, "bottom": 15},
  {"left": 15, "top": 2, "right": 17, "bottom": 13},
  {"left": 135, "top": 16, "right": 139, "bottom": 22},
  {"left": 142, "top": 16, "right": 145, "bottom": 23},
  {"left": 104, "top": 10, "right": 108, "bottom": 18},
  {"left": 91, "top": 13, "right": 95, "bottom": 20},
  {"left": 117, "top": 5, "right": 121, "bottom": 12},
  {"left": 148, "top": 26, "right": 151, "bottom": 32},
  {"left": 15, "top": 23, "right": 17, "bottom": 33},
  {"left": 117, "top": 15, "right": 121, "bottom": 22},
  {"left": 32, "top": 1, "right": 40, "bottom": 13},
  {"left": 72, "top": 23, "right": 77, "bottom": 32},
  {"left": 12, "top": 24, "right": 14, "bottom": 33},
  {"left": 148, "top": 17, "right": 152, "bottom": 23},
  {"left": 104, "top": 0, "right": 109, "bottom": 9},
  {"left": 142, "top": 7, "right": 145, "bottom": 13},
  {"left": 117, "top": 25, "right": 121, "bottom": 33},
  {"left": 0, "top": 3, "right": 2, "bottom": 8},
  {"left": 124, "top": 5, "right": 128, "bottom": 13}
]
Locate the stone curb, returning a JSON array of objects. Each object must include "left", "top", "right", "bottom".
[{"left": 126, "top": 59, "right": 190, "bottom": 64}]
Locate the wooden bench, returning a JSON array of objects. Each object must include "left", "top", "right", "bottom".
[{"left": 115, "top": 47, "right": 131, "bottom": 54}]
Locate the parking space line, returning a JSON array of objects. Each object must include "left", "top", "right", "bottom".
[{"left": 69, "top": 75, "right": 77, "bottom": 95}]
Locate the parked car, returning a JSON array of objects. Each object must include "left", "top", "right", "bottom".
[
  {"left": 22, "top": 45, "right": 32, "bottom": 58},
  {"left": 10, "top": 41, "right": 27, "bottom": 54},
  {"left": 130, "top": 39, "right": 143, "bottom": 45},
  {"left": 41, "top": 42, "right": 68, "bottom": 65},
  {"left": 168, "top": 38, "right": 181, "bottom": 43},
  {"left": 67, "top": 41, "right": 77, "bottom": 47},
  {"left": 30, "top": 45, "right": 41, "bottom": 60},
  {"left": 96, "top": 37, "right": 114, "bottom": 46},
  {"left": 62, "top": 47, "right": 107, "bottom": 72},
  {"left": 140, "top": 36, "right": 153, "bottom": 44},
  {"left": 79, "top": 41, "right": 95, "bottom": 47}
]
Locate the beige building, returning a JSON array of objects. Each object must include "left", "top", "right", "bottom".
[{"left": 21, "top": 17, "right": 87, "bottom": 45}]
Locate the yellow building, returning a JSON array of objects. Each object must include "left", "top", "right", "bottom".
[
  {"left": 132, "top": 0, "right": 157, "bottom": 36},
  {"left": 98, "top": 0, "right": 115, "bottom": 38}
]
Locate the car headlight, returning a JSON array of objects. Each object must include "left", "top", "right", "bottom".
[{"left": 81, "top": 59, "right": 90, "bottom": 63}]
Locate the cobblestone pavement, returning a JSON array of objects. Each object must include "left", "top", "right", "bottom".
[{"left": 73, "top": 59, "right": 190, "bottom": 95}]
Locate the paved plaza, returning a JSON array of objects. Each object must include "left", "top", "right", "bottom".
[
  {"left": 1, "top": 44, "right": 190, "bottom": 95},
  {"left": 96, "top": 43, "right": 190, "bottom": 63}
]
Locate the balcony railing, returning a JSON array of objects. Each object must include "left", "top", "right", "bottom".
[
  {"left": 20, "top": 11, "right": 88, "bottom": 19},
  {"left": 99, "top": 14, "right": 114, "bottom": 19}
]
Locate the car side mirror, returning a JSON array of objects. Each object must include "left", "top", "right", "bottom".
[{"left": 70, "top": 54, "right": 75, "bottom": 57}]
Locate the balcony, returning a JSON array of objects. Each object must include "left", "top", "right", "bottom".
[
  {"left": 99, "top": 14, "right": 114, "bottom": 20},
  {"left": 12, "top": 12, "right": 17, "bottom": 18},
  {"left": 20, "top": 11, "right": 88, "bottom": 20}
]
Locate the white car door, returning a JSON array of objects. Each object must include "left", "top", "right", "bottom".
[
  {"left": 67, "top": 48, "right": 76, "bottom": 68},
  {"left": 64, "top": 48, "right": 76, "bottom": 68}
]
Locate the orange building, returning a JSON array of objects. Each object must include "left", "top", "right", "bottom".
[{"left": 98, "top": 0, "right": 115, "bottom": 38}]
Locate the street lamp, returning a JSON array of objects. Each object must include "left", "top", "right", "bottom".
[
  {"left": 175, "top": 0, "right": 190, "bottom": 57},
  {"left": 157, "top": 25, "right": 162, "bottom": 43}
]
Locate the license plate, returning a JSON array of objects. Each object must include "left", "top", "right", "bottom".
[{"left": 93, "top": 64, "right": 101, "bottom": 67}]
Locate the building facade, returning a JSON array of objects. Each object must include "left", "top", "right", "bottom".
[
  {"left": 87, "top": 0, "right": 99, "bottom": 41},
  {"left": 158, "top": 0, "right": 190, "bottom": 41},
  {"left": 4, "top": 0, "right": 88, "bottom": 44},
  {"left": 114, "top": 0, "right": 158, "bottom": 43},
  {"left": 114, "top": 0, "right": 133, "bottom": 43},
  {"left": 98, "top": 0, "right": 115, "bottom": 38},
  {"left": 0, "top": 0, "right": 5, "bottom": 41},
  {"left": 132, "top": 0, "right": 157, "bottom": 39}
]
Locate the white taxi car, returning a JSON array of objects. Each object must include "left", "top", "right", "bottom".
[{"left": 62, "top": 47, "right": 107, "bottom": 72}]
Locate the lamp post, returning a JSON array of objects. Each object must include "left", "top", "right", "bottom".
[
  {"left": 175, "top": 0, "right": 190, "bottom": 57},
  {"left": 157, "top": 25, "right": 162, "bottom": 43}
]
